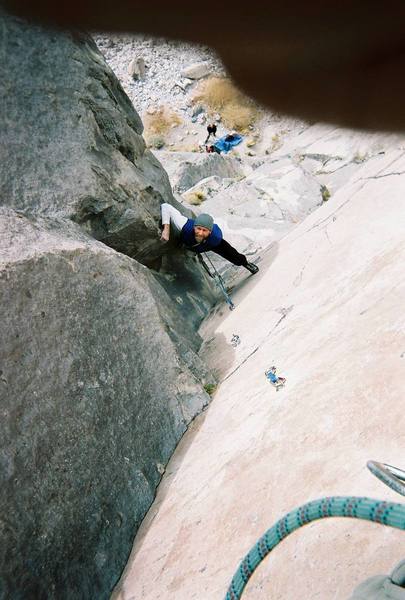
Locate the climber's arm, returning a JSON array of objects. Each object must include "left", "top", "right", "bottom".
[{"left": 160, "top": 203, "right": 187, "bottom": 242}]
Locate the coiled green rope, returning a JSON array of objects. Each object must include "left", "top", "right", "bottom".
[{"left": 225, "top": 494, "right": 405, "bottom": 599}]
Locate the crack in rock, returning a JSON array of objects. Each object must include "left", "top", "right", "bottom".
[
  {"left": 221, "top": 307, "right": 294, "bottom": 383},
  {"left": 362, "top": 171, "right": 405, "bottom": 180}
]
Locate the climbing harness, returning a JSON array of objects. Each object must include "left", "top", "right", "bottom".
[
  {"left": 198, "top": 254, "right": 235, "bottom": 311},
  {"left": 225, "top": 461, "right": 405, "bottom": 599}
]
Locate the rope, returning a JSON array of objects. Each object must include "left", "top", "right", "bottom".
[
  {"left": 225, "top": 495, "right": 405, "bottom": 599},
  {"left": 199, "top": 254, "right": 235, "bottom": 310}
]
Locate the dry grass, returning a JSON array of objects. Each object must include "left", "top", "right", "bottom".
[
  {"left": 193, "top": 77, "right": 259, "bottom": 132},
  {"left": 184, "top": 189, "right": 206, "bottom": 205},
  {"left": 221, "top": 104, "right": 256, "bottom": 131},
  {"left": 194, "top": 77, "right": 237, "bottom": 110},
  {"left": 143, "top": 106, "right": 182, "bottom": 147}
]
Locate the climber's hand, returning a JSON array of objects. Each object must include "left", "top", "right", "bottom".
[{"left": 160, "top": 228, "right": 170, "bottom": 243}]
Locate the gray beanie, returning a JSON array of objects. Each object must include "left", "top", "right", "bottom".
[{"left": 194, "top": 213, "right": 214, "bottom": 231}]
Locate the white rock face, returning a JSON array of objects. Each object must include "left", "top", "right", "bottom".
[
  {"left": 112, "top": 144, "right": 405, "bottom": 600},
  {"left": 148, "top": 122, "right": 405, "bottom": 290},
  {"left": 181, "top": 61, "right": 212, "bottom": 79},
  {"left": 94, "top": 32, "right": 405, "bottom": 600},
  {"left": 269, "top": 123, "right": 405, "bottom": 196},
  {"left": 154, "top": 150, "right": 245, "bottom": 192}
]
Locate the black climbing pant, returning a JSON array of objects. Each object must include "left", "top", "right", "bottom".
[{"left": 211, "top": 239, "right": 248, "bottom": 267}]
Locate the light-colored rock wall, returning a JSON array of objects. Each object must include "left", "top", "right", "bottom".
[
  {"left": 113, "top": 148, "right": 405, "bottom": 599},
  {"left": 155, "top": 151, "right": 244, "bottom": 193}
]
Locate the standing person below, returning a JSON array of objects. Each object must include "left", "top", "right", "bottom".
[
  {"left": 205, "top": 123, "right": 217, "bottom": 144},
  {"left": 160, "top": 203, "right": 259, "bottom": 274}
]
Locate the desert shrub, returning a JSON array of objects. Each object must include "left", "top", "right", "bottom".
[
  {"left": 193, "top": 76, "right": 259, "bottom": 132},
  {"left": 148, "top": 134, "right": 165, "bottom": 149},
  {"left": 194, "top": 77, "right": 236, "bottom": 110},
  {"left": 184, "top": 189, "right": 205, "bottom": 205},
  {"left": 353, "top": 151, "right": 368, "bottom": 164},
  {"left": 204, "top": 383, "right": 217, "bottom": 396},
  {"left": 321, "top": 184, "right": 331, "bottom": 202},
  {"left": 144, "top": 106, "right": 182, "bottom": 147}
]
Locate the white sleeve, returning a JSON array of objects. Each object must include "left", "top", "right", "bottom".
[{"left": 161, "top": 203, "right": 188, "bottom": 230}]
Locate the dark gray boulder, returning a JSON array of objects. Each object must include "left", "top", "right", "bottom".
[
  {"left": 0, "top": 13, "right": 173, "bottom": 266},
  {"left": 0, "top": 12, "right": 222, "bottom": 599},
  {"left": 0, "top": 11, "right": 221, "bottom": 319},
  {"left": 0, "top": 208, "right": 214, "bottom": 599}
]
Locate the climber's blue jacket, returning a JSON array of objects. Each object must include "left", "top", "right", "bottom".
[{"left": 181, "top": 219, "right": 223, "bottom": 253}]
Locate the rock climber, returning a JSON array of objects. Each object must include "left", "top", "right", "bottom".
[{"left": 160, "top": 203, "right": 259, "bottom": 274}]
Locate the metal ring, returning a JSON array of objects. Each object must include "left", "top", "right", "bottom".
[{"left": 367, "top": 460, "right": 405, "bottom": 497}]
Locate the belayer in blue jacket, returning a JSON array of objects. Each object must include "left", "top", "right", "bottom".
[{"left": 160, "top": 203, "right": 259, "bottom": 274}]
